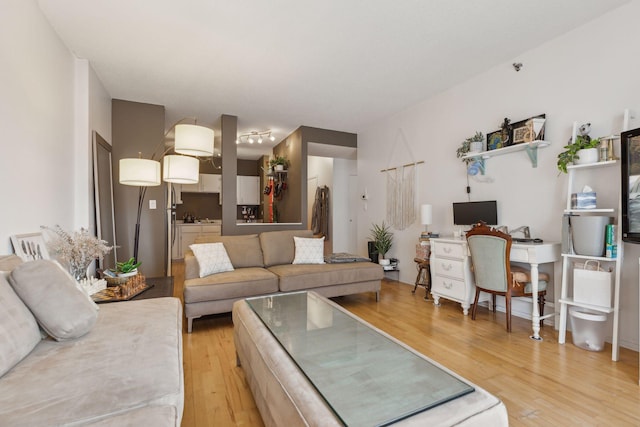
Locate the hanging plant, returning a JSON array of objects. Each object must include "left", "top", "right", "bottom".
[{"left": 456, "top": 132, "right": 484, "bottom": 165}]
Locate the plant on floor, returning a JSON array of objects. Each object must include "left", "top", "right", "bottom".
[
  {"left": 556, "top": 135, "right": 600, "bottom": 173},
  {"left": 369, "top": 221, "right": 393, "bottom": 260}
]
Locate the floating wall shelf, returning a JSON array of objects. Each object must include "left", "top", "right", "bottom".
[{"left": 462, "top": 140, "right": 550, "bottom": 169}]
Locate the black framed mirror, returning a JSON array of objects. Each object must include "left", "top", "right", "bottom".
[{"left": 93, "top": 131, "right": 118, "bottom": 269}]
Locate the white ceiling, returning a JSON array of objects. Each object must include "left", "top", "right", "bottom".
[{"left": 37, "top": 0, "right": 628, "bottom": 159}]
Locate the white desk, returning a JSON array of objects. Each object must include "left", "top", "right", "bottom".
[{"left": 430, "top": 237, "right": 560, "bottom": 340}]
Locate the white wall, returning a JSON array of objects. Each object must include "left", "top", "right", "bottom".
[
  {"left": 357, "top": 1, "right": 640, "bottom": 350},
  {"left": 0, "top": 1, "right": 111, "bottom": 255},
  {"left": 0, "top": 0, "right": 75, "bottom": 252}
]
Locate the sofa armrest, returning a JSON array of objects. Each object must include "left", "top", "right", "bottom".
[{"left": 184, "top": 252, "right": 200, "bottom": 280}]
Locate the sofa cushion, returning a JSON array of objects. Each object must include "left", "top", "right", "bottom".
[
  {"left": 0, "top": 298, "right": 184, "bottom": 426},
  {"left": 268, "top": 262, "right": 384, "bottom": 292},
  {"left": 0, "top": 273, "right": 41, "bottom": 377},
  {"left": 190, "top": 243, "right": 234, "bottom": 277},
  {"left": 0, "top": 254, "right": 24, "bottom": 272},
  {"left": 9, "top": 260, "right": 98, "bottom": 341},
  {"left": 194, "top": 234, "right": 264, "bottom": 268},
  {"left": 260, "top": 230, "right": 313, "bottom": 267},
  {"left": 184, "top": 267, "right": 279, "bottom": 303},
  {"left": 293, "top": 236, "right": 325, "bottom": 265}
]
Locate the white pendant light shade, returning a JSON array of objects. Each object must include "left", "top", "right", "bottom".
[
  {"left": 420, "top": 204, "right": 433, "bottom": 225},
  {"left": 163, "top": 155, "right": 199, "bottom": 184},
  {"left": 119, "top": 158, "right": 161, "bottom": 186},
  {"left": 174, "top": 124, "right": 214, "bottom": 157}
]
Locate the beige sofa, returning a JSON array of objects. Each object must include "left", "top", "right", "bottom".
[
  {"left": 184, "top": 229, "right": 383, "bottom": 333},
  {"left": 0, "top": 255, "right": 184, "bottom": 426}
]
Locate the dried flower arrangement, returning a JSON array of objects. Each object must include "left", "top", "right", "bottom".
[{"left": 41, "top": 225, "right": 113, "bottom": 280}]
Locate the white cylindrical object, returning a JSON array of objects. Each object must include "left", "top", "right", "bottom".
[
  {"left": 119, "top": 158, "right": 161, "bottom": 186},
  {"left": 174, "top": 124, "right": 214, "bottom": 157},
  {"left": 420, "top": 204, "right": 433, "bottom": 225},
  {"left": 163, "top": 155, "right": 199, "bottom": 184}
]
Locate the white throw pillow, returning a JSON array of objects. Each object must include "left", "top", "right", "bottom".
[
  {"left": 292, "top": 236, "right": 325, "bottom": 265},
  {"left": 190, "top": 243, "right": 235, "bottom": 278}
]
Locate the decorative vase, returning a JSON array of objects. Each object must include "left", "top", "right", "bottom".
[
  {"left": 69, "top": 261, "right": 91, "bottom": 281},
  {"left": 574, "top": 148, "right": 599, "bottom": 165}
]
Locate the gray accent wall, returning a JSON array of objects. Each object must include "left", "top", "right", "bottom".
[{"left": 112, "top": 100, "right": 166, "bottom": 277}]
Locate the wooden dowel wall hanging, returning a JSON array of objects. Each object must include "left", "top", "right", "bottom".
[{"left": 380, "top": 128, "right": 424, "bottom": 230}]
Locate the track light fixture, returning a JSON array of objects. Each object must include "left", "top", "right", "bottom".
[{"left": 236, "top": 130, "right": 276, "bottom": 145}]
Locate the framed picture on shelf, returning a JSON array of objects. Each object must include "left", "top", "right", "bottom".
[
  {"left": 10, "top": 232, "right": 50, "bottom": 261},
  {"left": 486, "top": 130, "right": 504, "bottom": 151},
  {"left": 511, "top": 114, "right": 546, "bottom": 144}
]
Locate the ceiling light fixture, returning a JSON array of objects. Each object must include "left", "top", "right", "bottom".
[{"left": 236, "top": 130, "right": 276, "bottom": 145}]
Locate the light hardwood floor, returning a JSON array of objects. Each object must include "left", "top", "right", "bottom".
[{"left": 172, "top": 262, "right": 640, "bottom": 426}]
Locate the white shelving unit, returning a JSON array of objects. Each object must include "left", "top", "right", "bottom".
[{"left": 557, "top": 124, "right": 623, "bottom": 361}]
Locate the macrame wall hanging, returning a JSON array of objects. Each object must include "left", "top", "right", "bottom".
[{"left": 380, "top": 128, "right": 424, "bottom": 230}]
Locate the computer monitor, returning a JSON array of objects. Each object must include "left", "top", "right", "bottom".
[{"left": 453, "top": 201, "right": 498, "bottom": 226}]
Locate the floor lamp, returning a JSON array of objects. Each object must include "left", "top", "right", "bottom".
[{"left": 119, "top": 122, "right": 214, "bottom": 262}]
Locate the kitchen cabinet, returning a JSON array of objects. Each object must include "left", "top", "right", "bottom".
[
  {"left": 180, "top": 174, "right": 221, "bottom": 193},
  {"left": 172, "top": 223, "right": 222, "bottom": 259},
  {"left": 237, "top": 176, "right": 260, "bottom": 205}
]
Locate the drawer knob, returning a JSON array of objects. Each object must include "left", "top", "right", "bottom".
[
  {"left": 442, "top": 263, "right": 453, "bottom": 271},
  {"left": 443, "top": 247, "right": 452, "bottom": 253},
  {"left": 443, "top": 281, "right": 453, "bottom": 289}
]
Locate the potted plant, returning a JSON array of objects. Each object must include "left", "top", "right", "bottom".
[
  {"left": 456, "top": 132, "right": 484, "bottom": 164},
  {"left": 369, "top": 222, "right": 393, "bottom": 265},
  {"left": 110, "top": 257, "right": 141, "bottom": 277},
  {"left": 269, "top": 155, "right": 289, "bottom": 171},
  {"left": 557, "top": 135, "right": 601, "bottom": 173}
]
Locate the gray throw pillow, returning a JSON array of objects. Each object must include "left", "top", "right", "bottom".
[
  {"left": 0, "top": 273, "right": 41, "bottom": 376},
  {"left": 9, "top": 260, "right": 98, "bottom": 341}
]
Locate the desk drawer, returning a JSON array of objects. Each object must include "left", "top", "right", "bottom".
[
  {"left": 433, "top": 242, "right": 464, "bottom": 259},
  {"left": 432, "top": 276, "right": 467, "bottom": 301},
  {"left": 433, "top": 258, "right": 465, "bottom": 279}
]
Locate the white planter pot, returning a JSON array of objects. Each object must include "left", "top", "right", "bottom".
[
  {"left": 275, "top": 165, "right": 284, "bottom": 171},
  {"left": 574, "top": 148, "right": 599, "bottom": 165},
  {"left": 379, "top": 258, "right": 390, "bottom": 266},
  {"left": 469, "top": 141, "right": 483, "bottom": 153}
]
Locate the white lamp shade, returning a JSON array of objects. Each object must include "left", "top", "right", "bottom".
[
  {"left": 420, "top": 204, "right": 433, "bottom": 225},
  {"left": 119, "top": 158, "right": 161, "bottom": 186},
  {"left": 174, "top": 124, "right": 214, "bottom": 157},
  {"left": 163, "top": 155, "right": 199, "bottom": 184}
]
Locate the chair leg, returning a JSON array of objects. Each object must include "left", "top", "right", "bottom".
[
  {"left": 505, "top": 294, "right": 512, "bottom": 332},
  {"left": 471, "top": 288, "right": 481, "bottom": 320},
  {"left": 412, "top": 266, "right": 422, "bottom": 294},
  {"left": 539, "top": 294, "right": 545, "bottom": 328},
  {"left": 492, "top": 294, "right": 497, "bottom": 313}
]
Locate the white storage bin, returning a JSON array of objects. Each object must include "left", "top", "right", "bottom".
[{"left": 569, "top": 307, "right": 607, "bottom": 352}]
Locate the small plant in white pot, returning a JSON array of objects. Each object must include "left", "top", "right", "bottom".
[
  {"left": 370, "top": 222, "right": 393, "bottom": 265},
  {"left": 456, "top": 131, "right": 485, "bottom": 164},
  {"left": 557, "top": 135, "right": 601, "bottom": 173}
]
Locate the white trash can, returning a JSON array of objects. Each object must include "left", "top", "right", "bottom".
[{"left": 569, "top": 307, "right": 607, "bottom": 352}]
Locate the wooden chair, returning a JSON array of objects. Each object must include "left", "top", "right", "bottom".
[
  {"left": 466, "top": 222, "right": 548, "bottom": 332},
  {"left": 412, "top": 257, "right": 431, "bottom": 300}
]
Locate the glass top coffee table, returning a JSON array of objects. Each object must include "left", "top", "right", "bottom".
[{"left": 246, "top": 292, "right": 474, "bottom": 426}]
